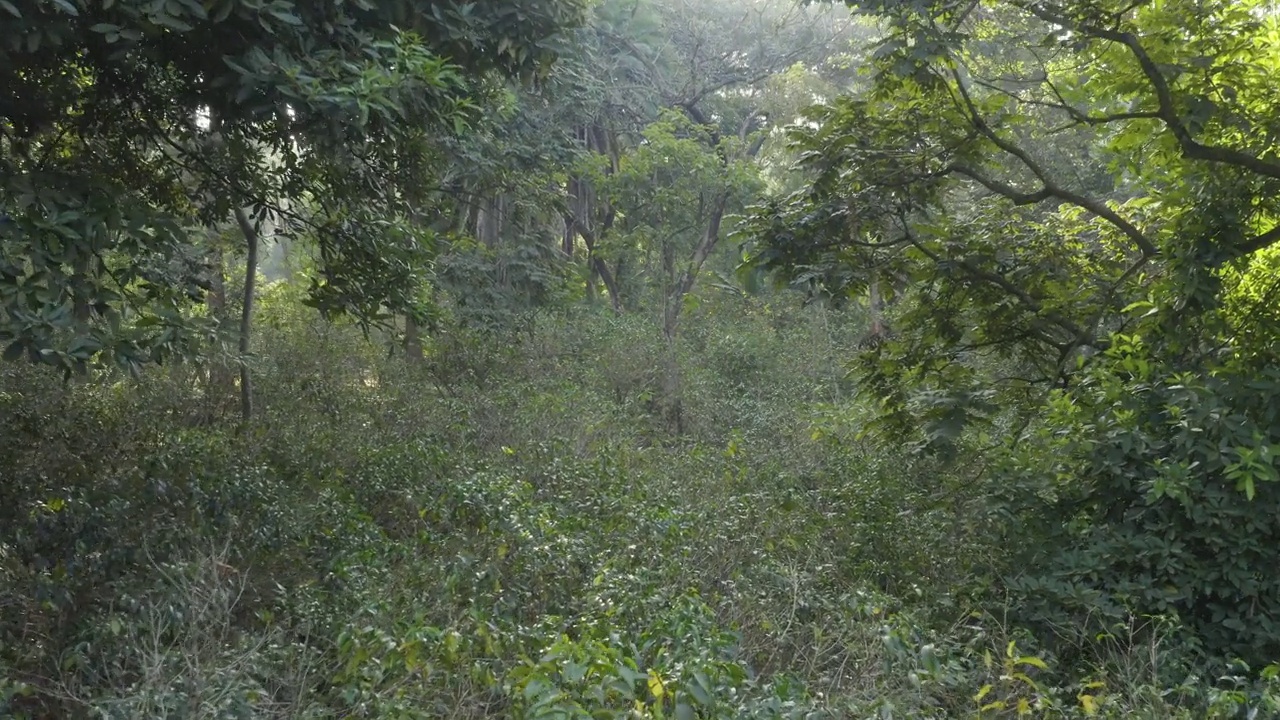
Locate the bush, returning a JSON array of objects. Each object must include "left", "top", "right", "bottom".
[
  {"left": 998, "top": 334, "right": 1280, "bottom": 667},
  {"left": 4, "top": 293, "right": 1274, "bottom": 719}
]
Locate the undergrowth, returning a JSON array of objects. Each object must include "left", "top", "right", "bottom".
[{"left": 2, "top": 295, "right": 1277, "bottom": 719}]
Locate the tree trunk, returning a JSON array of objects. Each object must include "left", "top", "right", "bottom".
[
  {"left": 660, "top": 338, "right": 684, "bottom": 435},
  {"left": 660, "top": 272, "right": 685, "bottom": 435},
  {"left": 405, "top": 315, "right": 424, "bottom": 364},
  {"left": 869, "top": 277, "right": 884, "bottom": 338},
  {"left": 586, "top": 255, "right": 599, "bottom": 304},
  {"left": 664, "top": 195, "right": 726, "bottom": 341},
  {"left": 207, "top": 244, "right": 227, "bottom": 317},
  {"left": 202, "top": 242, "right": 234, "bottom": 422},
  {"left": 573, "top": 122, "right": 624, "bottom": 311},
  {"left": 592, "top": 256, "right": 623, "bottom": 314},
  {"left": 579, "top": 216, "right": 622, "bottom": 314},
  {"left": 191, "top": 110, "right": 237, "bottom": 423},
  {"left": 563, "top": 212, "right": 576, "bottom": 258},
  {"left": 475, "top": 195, "right": 504, "bottom": 249},
  {"left": 465, "top": 195, "right": 482, "bottom": 239},
  {"left": 657, "top": 195, "right": 728, "bottom": 435},
  {"left": 563, "top": 176, "right": 579, "bottom": 258},
  {"left": 234, "top": 208, "right": 260, "bottom": 424}
]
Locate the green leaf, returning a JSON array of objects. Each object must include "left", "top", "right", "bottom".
[
  {"left": 687, "top": 670, "right": 713, "bottom": 706},
  {"left": 224, "top": 57, "right": 253, "bottom": 76},
  {"left": 50, "top": 0, "right": 78, "bottom": 15},
  {"left": 0, "top": 0, "right": 20, "bottom": 18},
  {"left": 152, "top": 12, "right": 193, "bottom": 31},
  {"left": 1014, "top": 655, "right": 1048, "bottom": 670},
  {"left": 268, "top": 7, "right": 301, "bottom": 24},
  {"left": 211, "top": 0, "right": 233, "bottom": 22}
]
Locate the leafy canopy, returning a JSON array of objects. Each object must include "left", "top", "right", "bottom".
[
  {"left": 740, "top": 0, "right": 1280, "bottom": 662},
  {"left": 0, "top": 0, "right": 584, "bottom": 372}
]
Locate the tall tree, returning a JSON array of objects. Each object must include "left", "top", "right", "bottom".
[
  {"left": 0, "top": 0, "right": 584, "bottom": 375},
  {"left": 744, "top": 0, "right": 1280, "bottom": 442},
  {"left": 557, "top": 0, "right": 857, "bottom": 429},
  {"left": 741, "top": 0, "right": 1280, "bottom": 661}
]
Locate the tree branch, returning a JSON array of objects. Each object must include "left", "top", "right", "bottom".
[
  {"left": 971, "top": 75, "right": 1161, "bottom": 128},
  {"left": 1237, "top": 223, "right": 1280, "bottom": 256},
  {"left": 902, "top": 216, "right": 1089, "bottom": 344},
  {"left": 1016, "top": 1, "right": 1280, "bottom": 181},
  {"left": 949, "top": 165, "right": 1053, "bottom": 205},
  {"left": 950, "top": 68, "right": 1159, "bottom": 256}
]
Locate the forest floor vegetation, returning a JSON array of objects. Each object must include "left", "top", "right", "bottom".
[{"left": 2, "top": 295, "right": 1277, "bottom": 719}]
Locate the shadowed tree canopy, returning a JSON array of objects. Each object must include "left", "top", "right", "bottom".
[
  {"left": 0, "top": 0, "right": 584, "bottom": 372},
  {"left": 9, "top": 0, "right": 1280, "bottom": 714}
]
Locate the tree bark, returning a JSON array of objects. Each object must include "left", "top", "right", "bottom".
[
  {"left": 661, "top": 109, "right": 764, "bottom": 341},
  {"left": 657, "top": 194, "right": 729, "bottom": 436},
  {"left": 591, "top": 256, "right": 623, "bottom": 314},
  {"left": 195, "top": 109, "right": 239, "bottom": 423},
  {"left": 660, "top": 340, "right": 684, "bottom": 435},
  {"left": 563, "top": 211, "right": 577, "bottom": 258},
  {"left": 234, "top": 208, "right": 260, "bottom": 424},
  {"left": 563, "top": 175, "right": 580, "bottom": 258},
  {"left": 202, "top": 241, "right": 234, "bottom": 422},
  {"left": 405, "top": 315, "right": 424, "bottom": 364},
  {"left": 664, "top": 195, "right": 727, "bottom": 341},
  {"left": 579, "top": 216, "right": 622, "bottom": 313},
  {"left": 655, "top": 111, "right": 766, "bottom": 432},
  {"left": 869, "top": 277, "right": 884, "bottom": 338},
  {"left": 474, "top": 195, "right": 505, "bottom": 249}
]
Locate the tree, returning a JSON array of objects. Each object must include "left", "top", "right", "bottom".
[
  {"left": 0, "top": 0, "right": 584, "bottom": 377},
  {"left": 553, "top": 0, "right": 855, "bottom": 430},
  {"left": 744, "top": 0, "right": 1280, "bottom": 441},
  {"left": 741, "top": 0, "right": 1280, "bottom": 661},
  {"left": 597, "top": 110, "right": 765, "bottom": 429}
]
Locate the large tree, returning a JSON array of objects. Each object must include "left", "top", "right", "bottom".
[
  {"left": 0, "top": 0, "right": 584, "bottom": 375},
  {"left": 553, "top": 0, "right": 857, "bottom": 429},
  {"left": 744, "top": 0, "right": 1280, "bottom": 439},
  {"left": 742, "top": 0, "right": 1280, "bottom": 662}
]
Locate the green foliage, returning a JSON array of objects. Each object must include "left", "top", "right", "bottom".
[
  {"left": 742, "top": 0, "right": 1280, "bottom": 433},
  {"left": 740, "top": 0, "right": 1280, "bottom": 670},
  {"left": 3, "top": 288, "right": 1277, "bottom": 719},
  {"left": 8, "top": 0, "right": 1280, "bottom": 716},
  {"left": 995, "top": 332, "right": 1280, "bottom": 666},
  {"left": 595, "top": 110, "right": 766, "bottom": 291},
  {"left": 435, "top": 237, "right": 575, "bottom": 334},
  {"left": 1, "top": 0, "right": 585, "bottom": 370}
]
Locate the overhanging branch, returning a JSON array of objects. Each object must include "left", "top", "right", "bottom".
[
  {"left": 950, "top": 165, "right": 1053, "bottom": 205},
  {"left": 1238, "top": 223, "right": 1280, "bottom": 256},
  {"left": 901, "top": 217, "right": 1089, "bottom": 345},
  {"left": 1016, "top": 0, "right": 1280, "bottom": 182},
  {"left": 950, "top": 68, "right": 1159, "bottom": 257}
]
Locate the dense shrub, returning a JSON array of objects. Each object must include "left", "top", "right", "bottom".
[
  {"left": 4, "top": 296, "right": 1278, "bottom": 719},
  {"left": 999, "top": 335, "right": 1280, "bottom": 667}
]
